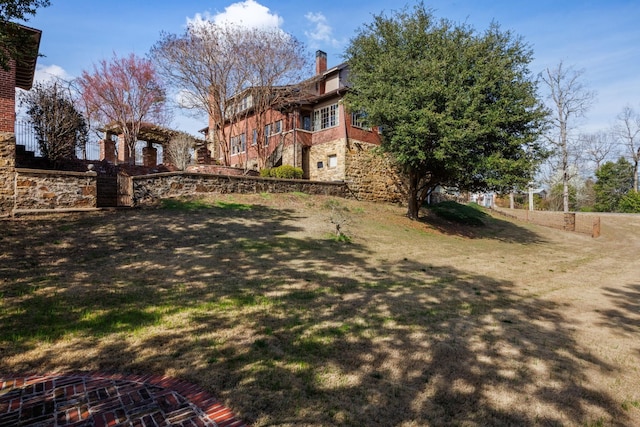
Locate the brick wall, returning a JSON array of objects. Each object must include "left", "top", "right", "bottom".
[
  {"left": 0, "top": 61, "right": 16, "bottom": 133},
  {"left": 14, "top": 168, "right": 98, "bottom": 211},
  {"left": 492, "top": 206, "right": 601, "bottom": 237},
  {"left": 0, "top": 132, "right": 16, "bottom": 216},
  {"left": 132, "top": 172, "right": 347, "bottom": 207}
]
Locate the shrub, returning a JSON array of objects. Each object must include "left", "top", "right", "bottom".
[
  {"left": 260, "top": 165, "right": 303, "bottom": 179},
  {"left": 259, "top": 168, "right": 272, "bottom": 177}
]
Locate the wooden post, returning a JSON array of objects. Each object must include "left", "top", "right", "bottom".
[{"left": 592, "top": 217, "right": 601, "bottom": 238}]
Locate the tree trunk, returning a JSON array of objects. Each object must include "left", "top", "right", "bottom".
[{"left": 406, "top": 170, "right": 420, "bottom": 220}]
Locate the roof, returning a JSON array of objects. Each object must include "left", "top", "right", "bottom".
[{"left": 9, "top": 24, "right": 42, "bottom": 90}]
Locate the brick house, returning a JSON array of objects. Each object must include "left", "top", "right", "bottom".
[
  {"left": 203, "top": 51, "right": 385, "bottom": 182},
  {"left": 0, "top": 24, "right": 41, "bottom": 216}
]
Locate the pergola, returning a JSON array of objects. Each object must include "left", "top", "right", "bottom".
[{"left": 100, "top": 123, "right": 202, "bottom": 167}]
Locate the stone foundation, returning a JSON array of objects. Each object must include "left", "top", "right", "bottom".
[{"left": 0, "top": 132, "right": 16, "bottom": 216}]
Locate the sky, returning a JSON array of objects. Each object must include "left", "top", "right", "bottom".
[{"left": 17, "top": 0, "right": 640, "bottom": 138}]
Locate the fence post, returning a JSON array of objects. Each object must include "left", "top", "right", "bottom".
[
  {"left": 563, "top": 212, "right": 576, "bottom": 231},
  {"left": 592, "top": 217, "right": 601, "bottom": 238}
]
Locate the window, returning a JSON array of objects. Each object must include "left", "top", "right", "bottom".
[
  {"left": 328, "top": 154, "right": 338, "bottom": 168},
  {"left": 230, "top": 133, "right": 246, "bottom": 155},
  {"left": 273, "top": 120, "right": 282, "bottom": 134},
  {"left": 252, "top": 128, "right": 257, "bottom": 145},
  {"left": 313, "top": 103, "right": 339, "bottom": 130},
  {"left": 264, "top": 124, "right": 271, "bottom": 146},
  {"left": 317, "top": 161, "right": 324, "bottom": 169},
  {"left": 351, "top": 111, "right": 371, "bottom": 130}
]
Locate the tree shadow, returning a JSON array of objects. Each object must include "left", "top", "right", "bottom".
[
  {"left": 0, "top": 202, "right": 630, "bottom": 426},
  {"left": 419, "top": 208, "right": 546, "bottom": 244},
  {"left": 598, "top": 284, "right": 640, "bottom": 336}
]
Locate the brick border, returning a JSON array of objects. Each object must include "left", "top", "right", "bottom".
[{"left": 0, "top": 372, "right": 248, "bottom": 427}]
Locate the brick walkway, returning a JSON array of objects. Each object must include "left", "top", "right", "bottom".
[{"left": 0, "top": 373, "right": 247, "bottom": 427}]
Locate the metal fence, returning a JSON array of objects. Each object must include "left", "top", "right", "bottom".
[{"left": 14, "top": 119, "right": 101, "bottom": 160}]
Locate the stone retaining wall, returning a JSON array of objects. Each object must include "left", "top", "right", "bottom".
[
  {"left": 0, "top": 132, "right": 15, "bottom": 216},
  {"left": 14, "top": 168, "right": 98, "bottom": 211},
  {"left": 345, "top": 142, "right": 406, "bottom": 204},
  {"left": 132, "top": 172, "right": 347, "bottom": 207}
]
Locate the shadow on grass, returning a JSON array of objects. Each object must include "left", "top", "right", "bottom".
[
  {"left": 0, "top": 200, "right": 629, "bottom": 426},
  {"left": 420, "top": 203, "right": 545, "bottom": 244}
]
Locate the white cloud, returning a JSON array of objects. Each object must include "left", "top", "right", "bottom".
[
  {"left": 187, "top": 0, "right": 283, "bottom": 30},
  {"left": 304, "top": 12, "right": 343, "bottom": 48},
  {"left": 34, "top": 64, "right": 72, "bottom": 83}
]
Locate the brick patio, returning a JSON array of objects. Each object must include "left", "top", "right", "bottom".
[{"left": 0, "top": 373, "right": 247, "bottom": 427}]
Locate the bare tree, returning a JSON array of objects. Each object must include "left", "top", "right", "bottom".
[
  {"left": 19, "top": 79, "right": 88, "bottom": 165},
  {"left": 165, "top": 133, "right": 196, "bottom": 170},
  {"left": 540, "top": 61, "right": 595, "bottom": 212},
  {"left": 240, "top": 28, "right": 308, "bottom": 168},
  {"left": 78, "top": 53, "right": 169, "bottom": 165},
  {"left": 612, "top": 106, "right": 640, "bottom": 192},
  {"left": 151, "top": 21, "right": 307, "bottom": 167},
  {"left": 579, "top": 130, "right": 616, "bottom": 174},
  {"left": 151, "top": 23, "right": 248, "bottom": 166}
]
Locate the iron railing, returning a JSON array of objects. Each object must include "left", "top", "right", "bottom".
[{"left": 14, "top": 119, "right": 101, "bottom": 160}]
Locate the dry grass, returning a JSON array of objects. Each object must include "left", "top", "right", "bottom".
[{"left": 1, "top": 193, "right": 639, "bottom": 426}]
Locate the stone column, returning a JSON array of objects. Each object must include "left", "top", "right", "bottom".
[{"left": 0, "top": 132, "right": 16, "bottom": 216}]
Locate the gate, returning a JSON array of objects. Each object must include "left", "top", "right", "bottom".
[{"left": 96, "top": 174, "right": 132, "bottom": 207}]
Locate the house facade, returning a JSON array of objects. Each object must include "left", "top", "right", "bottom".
[{"left": 204, "top": 51, "right": 385, "bottom": 183}]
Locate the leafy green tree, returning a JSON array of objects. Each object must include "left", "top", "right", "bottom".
[
  {"left": 344, "top": 3, "right": 547, "bottom": 219},
  {"left": 618, "top": 191, "right": 640, "bottom": 213},
  {"left": 593, "top": 157, "right": 633, "bottom": 212},
  {"left": 20, "top": 80, "right": 88, "bottom": 165},
  {"left": 0, "top": 0, "right": 50, "bottom": 70}
]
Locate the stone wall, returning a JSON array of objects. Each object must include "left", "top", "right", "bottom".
[
  {"left": 345, "top": 141, "right": 406, "bottom": 204},
  {"left": 308, "top": 138, "right": 346, "bottom": 181},
  {"left": 132, "top": 172, "right": 347, "bottom": 207},
  {"left": 0, "top": 132, "right": 16, "bottom": 216},
  {"left": 14, "top": 168, "right": 98, "bottom": 211}
]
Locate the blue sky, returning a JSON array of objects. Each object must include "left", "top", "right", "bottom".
[{"left": 19, "top": 0, "right": 640, "bottom": 137}]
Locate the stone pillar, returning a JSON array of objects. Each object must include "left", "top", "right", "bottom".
[
  {"left": 0, "top": 132, "right": 16, "bottom": 216},
  {"left": 142, "top": 143, "right": 157, "bottom": 167}
]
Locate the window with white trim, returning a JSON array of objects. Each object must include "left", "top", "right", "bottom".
[
  {"left": 351, "top": 111, "right": 371, "bottom": 130},
  {"left": 313, "top": 103, "right": 339, "bottom": 131},
  {"left": 328, "top": 154, "right": 337, "bottom": 168},
  {"left": 230, "top": 133, "right": 246, "bottom": 155}
]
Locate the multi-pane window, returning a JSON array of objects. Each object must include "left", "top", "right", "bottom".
[
  {"left": 313, "top": 104, "right": 339, "bottom": 130},
  {"left": 351, "top": 111, "right": 371, "bottom": 130},
  {"left": 273, "top": 120, "right": 282, "bottom": 134},
  {"left": 231, "top": 133, "right": 246, "bottom": 155}
]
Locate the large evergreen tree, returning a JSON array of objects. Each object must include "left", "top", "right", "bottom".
[
  {"left": 593, "top": 157, "right": 633, "bottom": 212},
  {"left": 344, "top": 3, "right": 547, "bottom": 219}
]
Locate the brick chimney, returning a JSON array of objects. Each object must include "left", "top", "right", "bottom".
[{"left": 315, "top": 50, "right": 327, "bottom": 75}]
